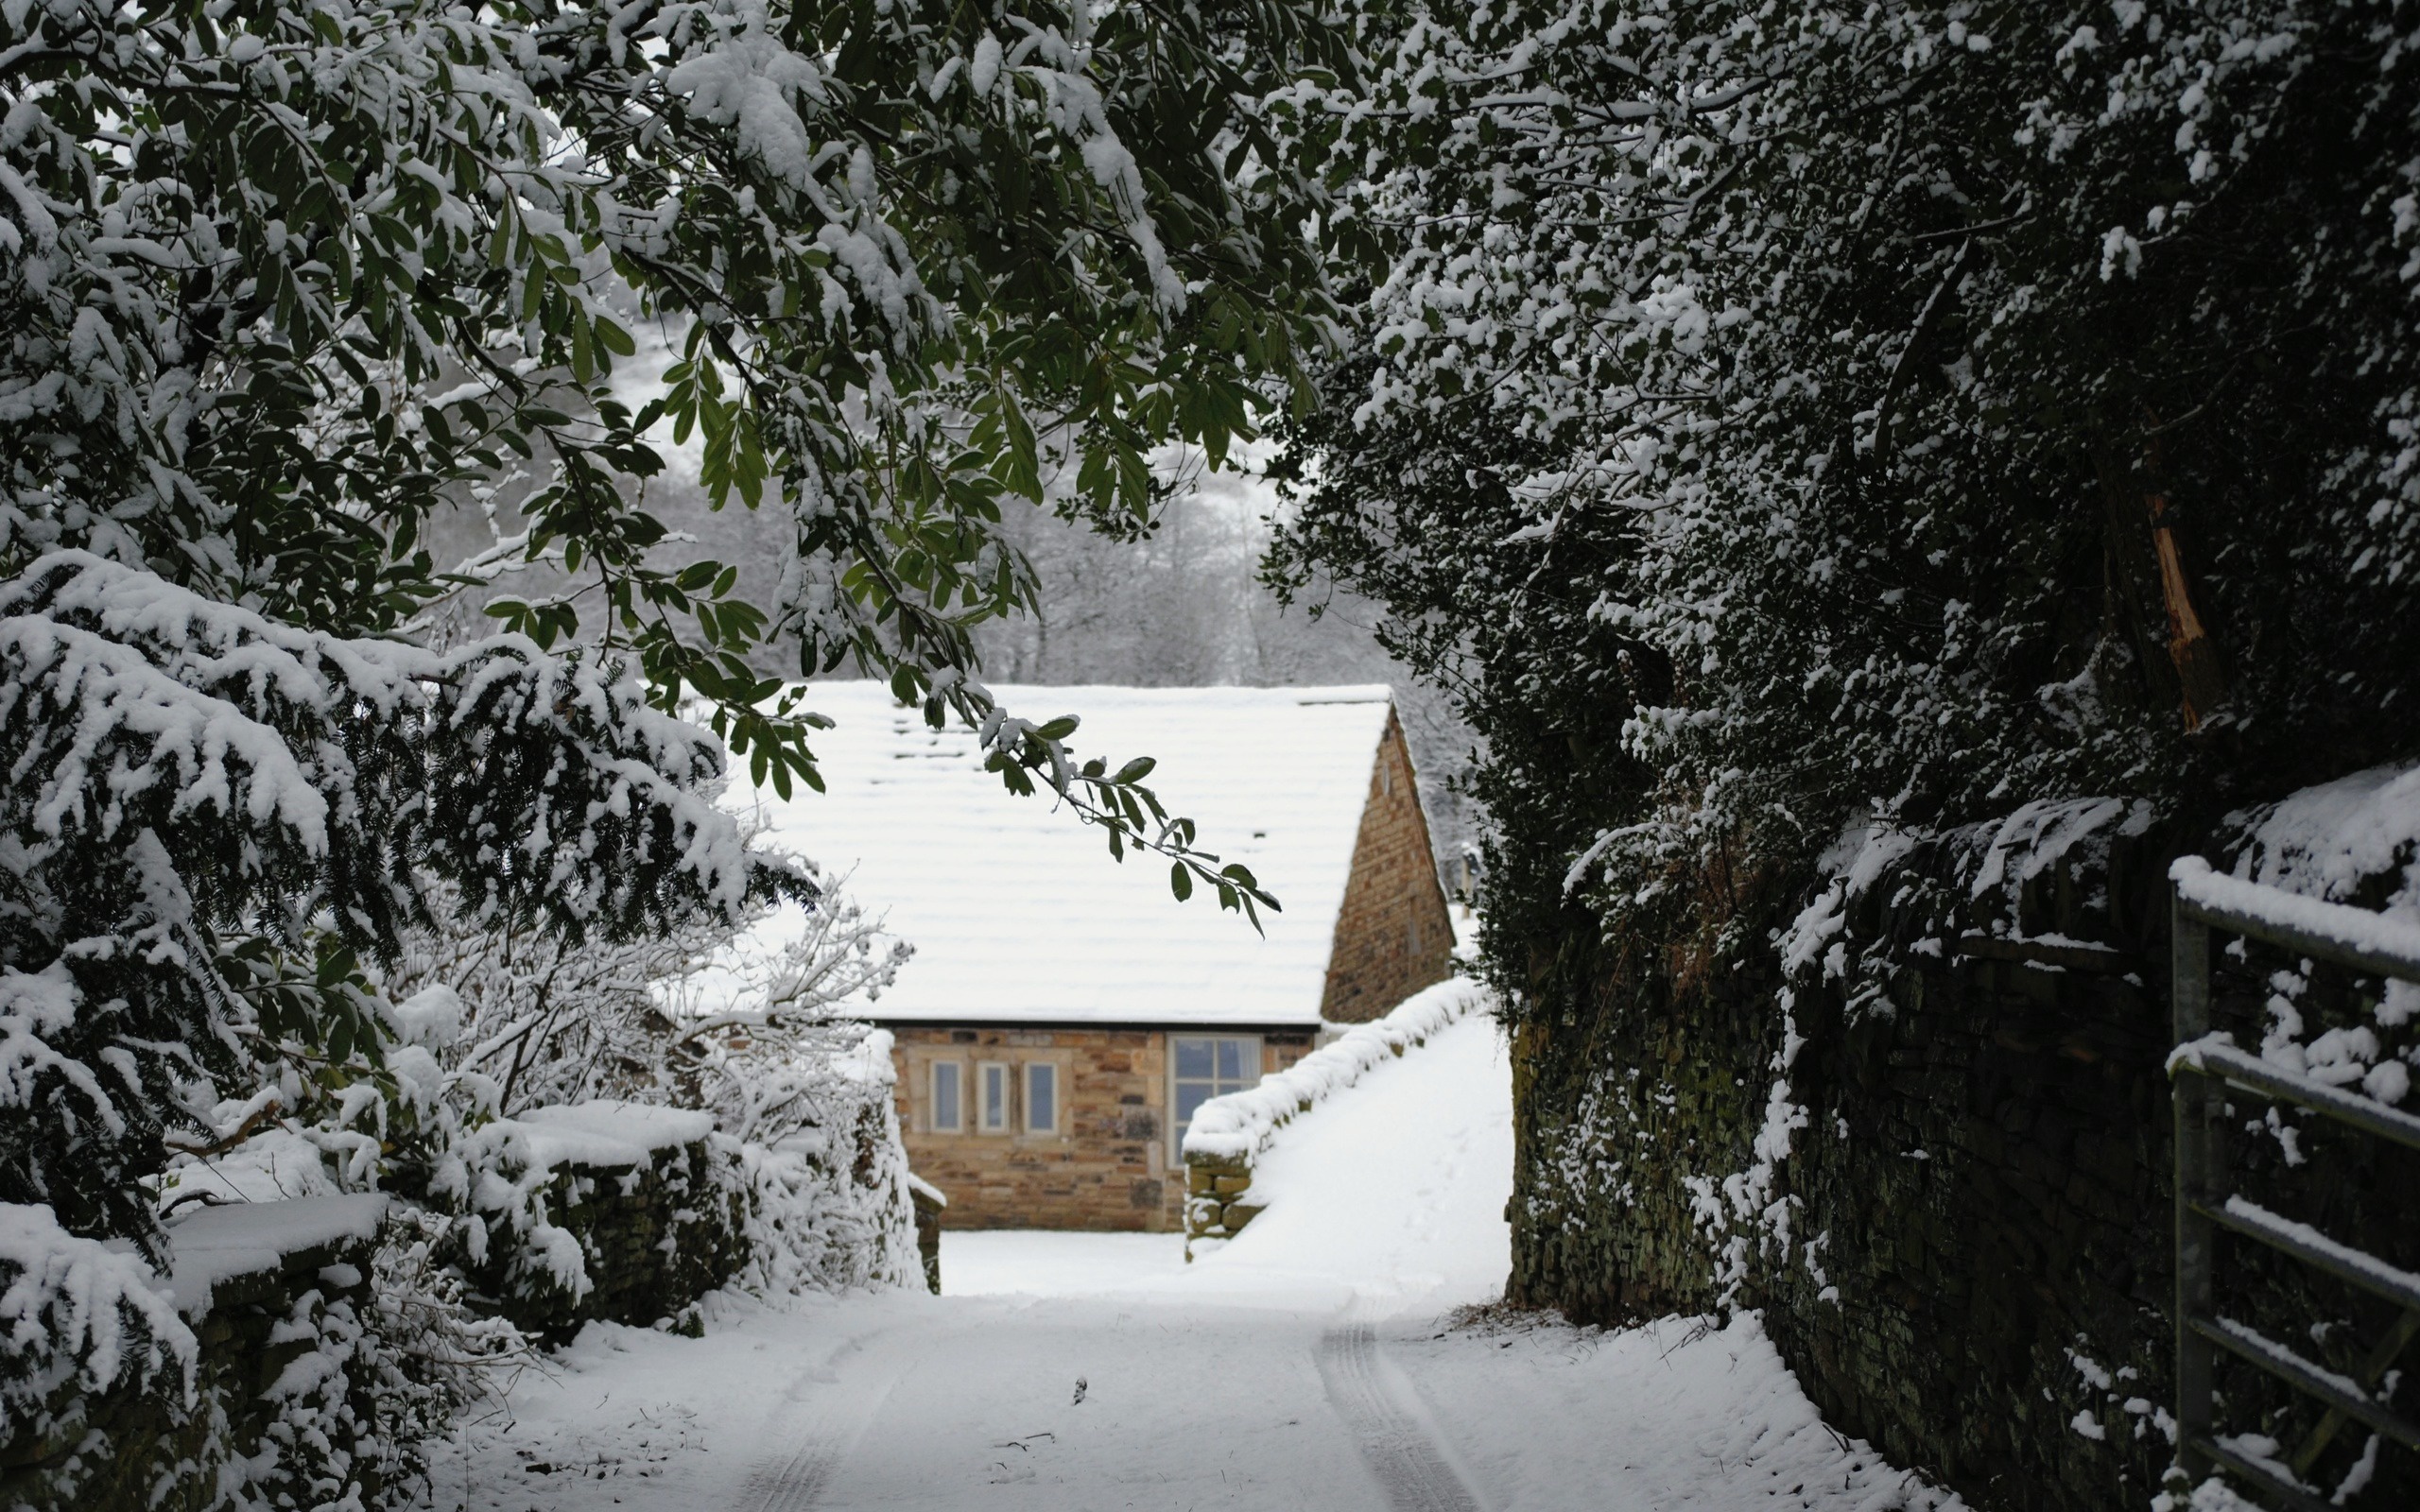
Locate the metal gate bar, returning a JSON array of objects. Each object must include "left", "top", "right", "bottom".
[{"left": 2169, "top": 857, "right": 2420, "bottom": 1509}]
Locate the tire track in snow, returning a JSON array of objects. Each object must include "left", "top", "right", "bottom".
[
  {"left": 741, "top": 1428, "right": 847, "bottom": 1512},
  {"left": 1318, "top": 1323, "right": 1488, "bottom": 1512},
  {"left": 737, "top": 1327, "right": 922, "bottom": 1512}
]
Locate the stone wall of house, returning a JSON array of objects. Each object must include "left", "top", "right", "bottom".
[
  {"left": 1322, "top": 712, "right": 1458, "bottom": 1023},
  {"left": 891, "top": 1026, "right": 1314, "bottom": 1230},
  {"left": 1506, "top": 819, "right": 2420, "bottom": 1510}
]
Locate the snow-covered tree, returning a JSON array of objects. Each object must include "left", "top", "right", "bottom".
[
  {"left": 1276, "top": 0, "right": 2420, "bottom": 962},
  {"left": 0, "top": 552, "right": 810, "bottom": 1256},
  {"left": 1, "top": 0, "right": 1336, "bottom": 1258},
  {"left": 384, "top": 859, "right": 907, "bottom": 1131}
]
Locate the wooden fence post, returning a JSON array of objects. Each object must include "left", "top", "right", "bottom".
[{"left": 2173, "top": 887, "right": 2215, "bottom": 1485}]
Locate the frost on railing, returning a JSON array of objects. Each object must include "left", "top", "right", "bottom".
[{"left": 2171, "top": 857, "right": 2420, "bottom": 983}]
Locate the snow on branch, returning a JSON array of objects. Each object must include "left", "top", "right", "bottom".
[
  {"left": 0, "top": 549, "right": 809, "bottom": 1260},
  {"left": 0, "top": 1200, "right": 196, "bottom": 1416},
  {"left": 0, "top": 549, "right": 782, "bottom": 944}
]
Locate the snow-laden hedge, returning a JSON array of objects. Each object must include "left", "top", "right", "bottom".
[
  {"left": 733, "top": 1030, "right": 920, "bottom": 1297},
  {"left": 1182, "top": 979, "right": 1491, "bottom": 1163},
  {"left": 0, "top": 1201, "right": 197, "bottom": 1497},
  {"left": 0, "top": 1195, "right": 477, "bottom": 1512}
]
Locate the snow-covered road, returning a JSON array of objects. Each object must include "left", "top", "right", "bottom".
[{"left": 427, "top": 1016, "right": 1962, "bottom": 1512}]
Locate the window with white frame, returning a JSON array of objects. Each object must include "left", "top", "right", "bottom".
[
  {"left": 1170, "top": 1035, "right": 1258, "bottom": 1155},
  {"left": 977, "top": 1061, "right": 1011, "bottom": 1134},
  {"left": 1024, "top": 1062, "right": 1058, "bottom": 1134},
  {"left": 929, "top": 1060, "right": 963, "bottom": 1133}
]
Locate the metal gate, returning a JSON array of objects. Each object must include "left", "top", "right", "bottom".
[{"left": 2169, "top": 857, "right": 2420, "bottom": 1510}]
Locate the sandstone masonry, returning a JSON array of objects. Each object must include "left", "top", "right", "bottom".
[
  {"left": 891, "top": 1026, "right": 1315, "bottom": 1232},
  {"left": 1322, "top": 711, "right": 1457, "bottom": 1022}
]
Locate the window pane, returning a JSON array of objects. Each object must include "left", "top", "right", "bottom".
[
  {"left": 1174, "top": 1039, "right": 1212, "bottom": 1078},
  {"left": 932, "top": 1063, "right": 960, "bottom": 1131},
  {"left": 1175, "top": 1081, "right": 1212, "bottom": 1125},
  {"left": 1027, "top": 1064, "right": 1055, "bottom": 1131},
  {"left": 1216, "top": 1039, "right": 1245, "bottom": 1080},
  {"left": 982, "top": 1064, "right": 1008, "bottom": 1130}
]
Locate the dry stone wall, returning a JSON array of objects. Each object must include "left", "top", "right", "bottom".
[
  {"left": 908, "top": 1176, "right": 944, "bottom": 1293},
  {"left": 1510, "top": 833, "right": 2178, "bottom": 1510},
  {"left": 454, "top": 1117, "right": 749, "bottom": 1340},
  {"left": 1506, "top": 809, "right": 2420, "bottom": 1511},
  {"left": 1184, "top": 1153, "right": 1263, "bottom": 1247},
  {"left": 3, "top": 1113, "right": 768, "bottom": 1510}
]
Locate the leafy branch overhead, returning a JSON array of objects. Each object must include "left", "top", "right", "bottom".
[
  {"left": 1, "top": 0, "right": 1346, "bottom": 916},
  {"left": 894, "top": 668, "right": 1281, "bottom": 927},
  {"left": 0, "top": 0, "right": 1332, "bottom": 1262}
]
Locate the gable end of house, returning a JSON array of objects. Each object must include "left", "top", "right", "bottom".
[{"left": 1320, "top": 709, "right": 1457, "bottom": 1023}]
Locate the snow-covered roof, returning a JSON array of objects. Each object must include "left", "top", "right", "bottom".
[{"left": 717, "top": 682, "right": 1402, "bottom": 1027}]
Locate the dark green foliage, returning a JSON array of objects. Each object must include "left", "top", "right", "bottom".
[{"left": 1278, "top": 0, "right": 2420, "bottom": 1002}]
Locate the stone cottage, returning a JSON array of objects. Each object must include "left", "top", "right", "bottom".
[{"left": 726, "top": 682, "right": 1457, "bottom": 1231}]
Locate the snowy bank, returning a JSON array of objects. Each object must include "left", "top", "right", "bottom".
[
  {"left": 1184, "top": 977, "right": 1496, "bottom": 1260},
  {"left": 1183, "top": 977, "right": 1490, "bottom": 1163}
]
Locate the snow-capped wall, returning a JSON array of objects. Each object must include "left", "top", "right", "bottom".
[
  {"left": 1507, "top": 770, "right": 2420, "bottom": 1512},
  {"left": 1511, "top": 798, "right": 2183, "bottom": 1511},
  {"left": 0, "top": 1197, "right": 391, "bottom": 1512},
  {"left": 1183, "top": 978, "right": 1490, "bottom": 1251},
  {"left": 441, "top": 1103, "right": 749, "bottom": 1340}
]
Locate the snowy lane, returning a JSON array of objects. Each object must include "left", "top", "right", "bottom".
[
  {"left": 737, "top": 1317, "right": 935, "bottom": 1512},
  {"left": 741, "top": 1019, "right": 1515, "bottom": 1511},
  {"left": 429, "top": 1015, "right": 1966, "bottom": 1512},
  {"left": 1318, "top": 1323, "right": 1488, "bottom": 1512},
  {"left": 735, "top": 1307, "right": 1497, "bottom": 1512},
  {"left": 776, "top": 1301, "right": 1392, "bottom": 1511}
]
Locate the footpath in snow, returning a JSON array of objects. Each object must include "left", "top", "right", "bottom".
[{"left": 424, "top": 1012, "right": 1962, "bottom": 1511}]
